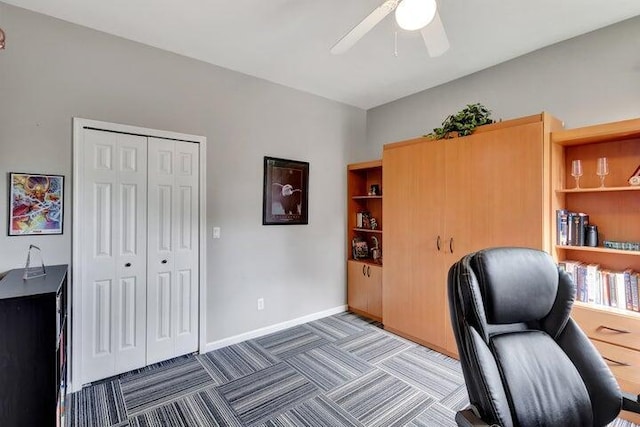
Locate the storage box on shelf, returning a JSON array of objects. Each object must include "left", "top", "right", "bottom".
[
  {"left": 551, "top": 117, "right": 640, "bottom": 423},
  {"left": 347, "top": 160, "right": 383, "bottom": 321}
]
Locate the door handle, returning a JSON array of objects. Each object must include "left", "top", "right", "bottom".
[
  {"left": 449, "top": 237, "right": 454, "bottom": 254},
  {"left": 603, "top": 356, "right": 630, "bottom": 367},
  {"left": 125, "top": 262, "right": 132, "bottom": 267},
  {"left": 362, "top": 264, "right": 367, "bottom": 276},
  {"left": 161, "top": 259, "right": 168, "bottom": 264},
  {"left": 367, "top": 266, "right": 371, "bottom": 277},
  {"left": 436, "top": 235, "right": 441, "bottom": 251},
  {"left": 597, "top": 325, "right": 630, "bottom": 334}
]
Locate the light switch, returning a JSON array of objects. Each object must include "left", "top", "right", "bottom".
[{"left": 213, "top": 227, "right": 221, "bottom": 239}]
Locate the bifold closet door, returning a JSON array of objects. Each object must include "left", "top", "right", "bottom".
[
  {"left": 81, "top": 129, "right": 147, "bottom": 384},
  {"left": 147, "top": 138, "right": 199, "bottom": 364}
]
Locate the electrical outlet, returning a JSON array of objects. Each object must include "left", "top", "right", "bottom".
[
  {"left": 213, "top": 227, "right": 221, "bottom": 239},
  {"left": 257, "top": 298, "right": 264, "bottom": 311}
]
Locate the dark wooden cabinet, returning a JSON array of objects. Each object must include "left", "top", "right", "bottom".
[{"left": 0, "top": 265, "right": 68, "bottom": 427}]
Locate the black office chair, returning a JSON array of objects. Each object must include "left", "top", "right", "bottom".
[{"left": 447, "top": 247, "right": 640, "bottom": 427}]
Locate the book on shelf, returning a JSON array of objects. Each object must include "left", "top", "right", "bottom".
[
  {"left": 600, "top": 270, "right": 610, "bottom": 307},
  {"left": 559, "top": 261, "right": 640, "bottom": 312},
  {"left": 586, "top": 263, "right": 600, "bottom": 304},
  {"left": 356, "top": 212, "right": 363, "bottom": 228},
  {"left": 558, "top": 211, "right": 588, "bottom": 246},
  {"left": 628, "top": 269, "right": 639, "bottom": 312},
  {"left": 556, "top": 209, "right": 568, "bottom": 246}
]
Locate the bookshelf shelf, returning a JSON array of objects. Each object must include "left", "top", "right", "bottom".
[
  {"left": 352, "top": 195, "right": 383, "bottom": 200},
  {"left": 352, "top": 227, "right": 383, "bottom": 234},
  {"left": 556, "top": 186, "right": 640, "bottom": 194},
  {"left": 574, "top": 301, "right": 640, "bottom": 319},
  {"left": 557, "top": 245, "right": 640, "bottom": 256}
]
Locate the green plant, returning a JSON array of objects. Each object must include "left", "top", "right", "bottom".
[{"left": 426, "top": 103, "right": 494, "bottom": 140}]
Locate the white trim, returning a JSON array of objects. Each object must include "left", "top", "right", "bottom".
[
  {"left": 202, "top": 305, "right": 347, "bottom": 353},
  {"left": 70, "top": 118, "right": 207, "bottom": 392}
]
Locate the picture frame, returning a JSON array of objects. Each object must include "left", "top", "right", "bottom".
[
  {"left": 262, "top": 156, "right": 309, "bottom": 225},
  {"left": 8, "top": 172, "right": 64, "bottom": 236}
]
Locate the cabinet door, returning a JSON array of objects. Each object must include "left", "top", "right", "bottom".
[
  {"left": 442, "top": 123, "right": 546, "bottom": 353},
  {"left": 383, "top": 140, "right": 446, "bottom": 345},
  {"left": 81, "top": 130, "right": 147, "bottom": 384},
  {"left": 347, "top": 260, "right": 368, "bottom": 314},
  {"left": 367, "top": 264, "right": 383, "bottom": 319}
]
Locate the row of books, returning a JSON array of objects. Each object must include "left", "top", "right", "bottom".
[
  {"left": 556, "top": 209, "right": 589, "bottom": 246},
  {"left": 559, "top": 260, "right": 640, "bottom": 312}
]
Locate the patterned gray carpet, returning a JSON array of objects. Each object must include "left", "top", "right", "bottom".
[{"left": 68, "top": 311, "right": 639, "bottom": 427}]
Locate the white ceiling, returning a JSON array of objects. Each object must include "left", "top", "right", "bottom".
[{"left": 4, "top": 0, "right": 640, "bottom": 109}]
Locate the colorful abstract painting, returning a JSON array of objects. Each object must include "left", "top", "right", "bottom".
[{"left": 9, "top": 173, "right": 64, "bottom": 235}]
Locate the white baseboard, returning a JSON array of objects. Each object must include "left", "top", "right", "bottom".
[{"left": 202, "top": 305, "right": 347, "bottom": 354}]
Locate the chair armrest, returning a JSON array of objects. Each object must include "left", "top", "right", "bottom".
[
  {"left": 455, "top": 408, "right": 495, "bottom": 427},
  {"left": 622, "top": 391, "right": 640, "bottom": 414}
]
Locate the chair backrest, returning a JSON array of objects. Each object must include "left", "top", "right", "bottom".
[{"left": 448, "top": 247, "right": 622, "bottom": 427}]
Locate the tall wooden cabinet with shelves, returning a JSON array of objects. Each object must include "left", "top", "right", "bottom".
[
  {"left": 347, "top": 160, "right": 383, "bottom": 321},
  {"left": 383, "top": 113, "right": 563, "bottom": 357},
  {"left": 551, "top": 117, "right": 640, "bottom": 424}
]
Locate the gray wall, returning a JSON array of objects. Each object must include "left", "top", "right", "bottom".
[
  {"left": 364, "top": 16, "right": 640, "bottom": 158},
  {"left": 0, "top": 3, "right": 366, "bottom": 342}
]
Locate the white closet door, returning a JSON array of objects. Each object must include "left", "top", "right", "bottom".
[
  {"left": 147, "top": 138, "right": 199, "bottom": 364},
  {"left": 81, "top": 129, "right": 147, "bottom": 384}
]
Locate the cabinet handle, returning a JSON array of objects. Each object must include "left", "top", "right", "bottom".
[
  {"left": 125, "top": 263, "right": 132, "bottom": 267},
  {"left": 603, "top": 356, "right": 630, "bottom": 367},
  {"left": 449, "top": 237, "right": 454, "bottom": 254},
  {"left": 362, "top": 264, "right": 367, "bottom": 276},
  {"left": 436, "top": 235, "right": 441, "bottom": 251},
  {"left": 367, "top": 266, "right": 371, "bottom": 277},
  {"left": 161, "top": 259, "right": 168, "bottom": 264},
  {"left": 597, "top": 325, "right": 631, "bottom": 334}
]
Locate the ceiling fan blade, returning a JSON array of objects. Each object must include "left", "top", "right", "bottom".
[
  {"left": 420, "top": 10, "right": 449, "bottom": 57},
  {"left": 331, "top": 0, "right": 399, "bottom": 55}
]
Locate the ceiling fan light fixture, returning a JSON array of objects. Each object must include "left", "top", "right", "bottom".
[{"left": 395, "top": 0, "right": 437, "bottom": 31}]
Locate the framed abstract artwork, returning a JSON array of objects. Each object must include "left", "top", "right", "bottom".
[
  {"left": 262, "top": 156, "right": 309, "bottom": 225},
  {"left": 8, "top": 172, "right": 64, "bottom": 235}
]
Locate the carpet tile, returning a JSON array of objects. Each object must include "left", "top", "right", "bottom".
[
  {"left": 67, "top": 311, "right": 639, "bottom": 427},
  {"left": 335, "top": 329, "right": 414, "bottom": 364},
  {"left": 286, "top": 343, "right": 374, "bottom": 391},
  {"left": 260, "top": 395, "right": 362, "bottom": 427},
  {"left": 120, "top": 355, "right": 216, "bottom": 415},
  {"left": 255, "top": 325, "right": 329, "bottom": 359},
  {"left": 197, "top": 340, "right": 279, "bottom": 385},
  {"left": 67, "top": 380, "right": 127, "bottom": 427},
  {"left": 217, "top": 361, "right": 320, "bottom": 426},
  {"left": 327, "top": 369, "right": 435, "bottom": 426},
  {"left": 128, "top": 387, "right": 241, "bottom": 427},
  {"left": 440, "top": 384, "right": 471, "bottom": 411},
  {"left": 379, "top": 346, "right": 465, "bottom": 400},
  {"left": 303, "top": 315, "right": 366, "bottom": 341},
  {"left": 407, "top": 402, "right": 457, "bottom": 427}
]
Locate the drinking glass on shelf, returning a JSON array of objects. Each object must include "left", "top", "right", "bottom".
[
  {"left": 596, "top": 157, "right": 609, "bottom": 187},
  {"left": 571, "top": 160, "right": 583, "bottom": 189}
]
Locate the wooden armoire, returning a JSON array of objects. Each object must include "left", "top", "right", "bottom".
[{"left": 382, "top": 113, "right": 563, "bottom": 356}]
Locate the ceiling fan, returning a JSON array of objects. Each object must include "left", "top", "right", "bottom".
[{"left": 330, "top": 0, "right": 449, "bottom": 57}]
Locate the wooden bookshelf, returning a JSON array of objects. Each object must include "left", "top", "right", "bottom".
[
  {"left": 347, "top": 160, "right": 383, "bottom": 321},
  {"left": 551, "top": 117, "right": 640, "bottom": 424}
]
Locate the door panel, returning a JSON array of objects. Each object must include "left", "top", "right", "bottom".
[
  {"left": 383, "top": 141, "right": 446, "bottom": 345},
  {"left": 147, "top": 139, "right": 199, "bottom": 363},
  {"left": 82, "top": 129, "right": 147, "bottom": 384},
  {"left": 173, "top": 141, "right": 199, "bottom": 355}
]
